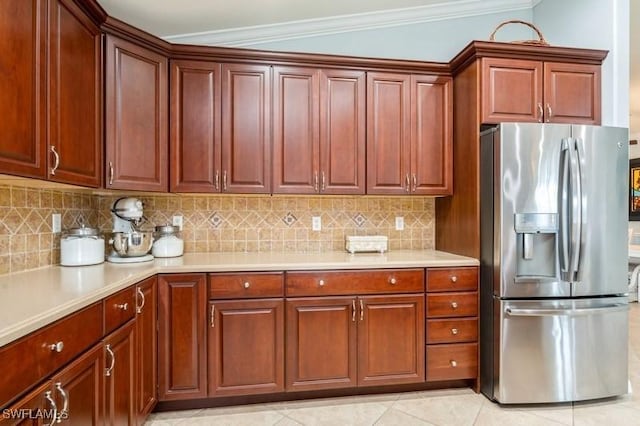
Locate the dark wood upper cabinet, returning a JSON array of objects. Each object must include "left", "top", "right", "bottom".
[
  {"left": 543, "top": 62, "right": 601, "bottom": 125},
  {"left": 135, "top": 277, "right": 157, "bottom": 423},
  {"left": 221, "top": 64, "right": 271, "bottom": 193},
  {"left": 170, "top": 60, "right": 222, "bottom": 192},
  {"left": 158, "top": 274, "right": 208, "bottom": 401},
  {"left": 105, "top": 35, "right": 168, "bottom": 192}
]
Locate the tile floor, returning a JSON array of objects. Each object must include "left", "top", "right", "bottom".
[{"left": 146, "top": 303, "right": 640, "bottom": 426}]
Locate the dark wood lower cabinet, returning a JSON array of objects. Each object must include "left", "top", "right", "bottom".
[
  {"left": 208, "top": 299, "right": 284, "bottom": 396},
  {"left": 135, "top": 277, "right": 157, "bottom": 422},
  {"left": 104, "top": 320, "right": 135, "bottom": 426},
  {"left": 0, "top": 382, "right": 54, "bottom": 426}
]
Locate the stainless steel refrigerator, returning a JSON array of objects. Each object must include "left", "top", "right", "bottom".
[{"left": 480, "top": 123, "right": 629, "bottom": 404}]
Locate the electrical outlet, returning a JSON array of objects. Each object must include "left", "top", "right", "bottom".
[
  {"left": 395, "top": 216, "right": 404, "bottom": 231},
  {"left": 312, "top": 216, "right": 321, "bottom": 231},
  {"left": 52, "top": 213, "right": 62, "bottom": 233},
  {"left": 172, "top": 215, "right": 183, "bottom": 230}
]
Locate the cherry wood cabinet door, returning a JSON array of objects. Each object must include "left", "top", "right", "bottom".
[
  {"left": 105, "top": 35, "right": 168, "bottom": 192},
  {"left": 319, "top": 70, "right": 366, "bottom": 194},
  {"left": 272, "top": 66, "right": 320, "bottom": 194},
  {"left": 366, "top": 72, "right": 411, "bottom": 195},
  {"left": 411, "top": 75, "right": 452, "bottom": 195},
  {"left": 52, "top": 343, "right": 103, "bottom": 425},
  {"left": 47, "top": 0, "right": 101, "bottom": 187},
  {"left": 170, "top": 60, "right": 221, "bottom": 192},
  {"left": 135, "top": 277, "right": 157, "bottom": 423},
  {"left": 158, "top": 274, "right": 207, "bottom": 401},
  {"left": 286, "top": 297, "right": 357, "bottom": 391},
  {"left": 357, "top": 294, "right": 425, "bottom": 386},
  {"left": 543, "top": 62, "right": 601, "bottom": 125},
  {"left": 208, "top": 299, "right": 284, "bottom": 396},
  {"left": 0, "top": 381, "right": 52, "bottom": 426},
  {"left": 481, "top": 57, "right": 543, "bottom": 124},
  {"left": 0, "top": 0, "right": 47, "bottom": 179},
  {"left": 221, "top": 64, "right": 271, "bottom": 193},
  {"left": 104, "top": 320, "right": 135, "bottom": 426}
]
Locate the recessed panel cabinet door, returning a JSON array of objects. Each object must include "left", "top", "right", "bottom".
[
  {"left": 543, "top": 62, "right": 601, "bottom": 125},
  {"left": 286, "top": 297, "right": 357, "bottom": 391},
  {"left": 48, "top": 0, "right": 101, "bottom": 187},
  {"left": 320, "top": 70, "right": 366, "bottom": 195},
  {"left": 170, "top": 60, "right": 221, "bottom": 192},
  {"left": 0, "top": 0, "right": 47, "bottom": 179},
  {"left": 135, "top": 277, "right": 157, "bottom": 423},
  {"left": 105, "top": 35, "right": 168, "bottom": 191},
  {"left": 221, "top": 64, "right": 271, "bottom": 193},
  {"left": 358, "top": 294, "right": 425, "bottom": 386},
  {"left": 208, "top": 299, "right": 284, "bottom": 396},
  {"left": 366, "top": 72, "right": 411, "bottom": 194},
  {"left": 104, "top": 320, "right": 135, "bottom": 426}
]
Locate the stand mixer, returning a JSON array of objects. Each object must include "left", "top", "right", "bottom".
[{"left": 106, "top": 197, "right": 154, "bottom": 263}]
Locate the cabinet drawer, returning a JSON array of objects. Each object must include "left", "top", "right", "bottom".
[
  {"left": 426, "top": 267, "right": 477, "bottom": 292},
  {"left": 426, "top": 318, "right": 477, "bottom": 344},
  {"left": 426, "top": 292, "right": 477, "bottom": 318},
  {"left": 426, "top": 343, "right": 477, "bottom": 381},
  {"left": 286, "top": 269, "right": 424, "bottom": 297},
  {"left": 209, "top": 272, "right": 284, "bottom": 299},
  {"left": 104, "top": 285, "right": 136, "bottom": 334},
  {"left": 0, "top": 302, "right": 103, "bottom": 408}
]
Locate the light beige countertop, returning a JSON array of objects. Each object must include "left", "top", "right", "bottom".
[{"left": 0, "top": 250, "right": 477, "bottom": 347}]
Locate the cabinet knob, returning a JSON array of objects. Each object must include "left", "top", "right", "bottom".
[
  {"left": 450, "top": 360, "right": 458, "bottom": 367},
  {"left": 451, "top": 302, "right": 458, "bottom": 309},
  {"left": 49, "top": 341, "right": 64, "bottom": 353},
  {"left": 451, "top": 328, "right": 458, "bottom": 335},
  {"left": 243, "top": 281, "right": 250, "bottom": 289},
  {"left": 388, "top": 277, "right": 397, "bottom": 285},
  {"left": 318, "top": 279, "right": 325, "bottom": 287},
  {"left": 450, "top": 276, "right": 458, "bottom": 283},
  {"left": 116, "top": 302, "right": 128, "bottom": 311}
]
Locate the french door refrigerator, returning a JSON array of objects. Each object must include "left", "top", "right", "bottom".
[{"left": 480, "top": 123, "right": 629, "bottom": 404}]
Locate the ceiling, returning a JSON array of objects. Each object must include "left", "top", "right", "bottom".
[{"left": 97, "top": 0, "right": 638, "bottom": 135}]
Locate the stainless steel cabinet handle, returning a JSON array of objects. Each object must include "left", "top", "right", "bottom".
[
  {"left": 546, "top": 103, "right": 553, "bottom": 121},
  {"left": 105, "top": 344, "right": 115, "bottom": 377},
  {"left": 450, "top": 360, "right": 458, "bottom": 367},
  {"left": 215, "top": 170, "right": 220, "bottom": 191},
  {"left": 352, "top": 299, "right": 356, "bottom": 322},
  {"left": 388, "top": 277, "right": 397, "bottom": 285},
  {"left": 116, "top": 302, "right": 128, "bottom": 311},
  {"left": 49, "top": 341, "right": 64, "bottom": 353},
  {"left": 505, "top": 304, "right": 628, "bottom": 317},
  {"left": 50, "top": 146, "right": 60, "bottom": 176},
  {"left": 451, "top": 302, "right": 458, "bottom": 309},
  {"left": 537, "top": 102, "right": 543, "bottom": 122},
  {"left": 321, "top": 171, "right": 326, "bottom": 191},
  {"left": 451, "top": 328, "right": 458, "bottom": 335},
  {"left": 210, "top": 305, "right": 215, "bottom": 327},
  {"left": 360, "top": 299, "right": 364, "bottom": 321},
  {"left": 55, "top": 382, "right": 68, "bottom": 423},
  {"left": 108, "top": 162, "right": 114, "bottom": 186},
  {"left": 412, "top": 174, "right": 417, "bottom": 192},
  {"left": 314, "top": 171, "right": 319, "bottom": 192},
  {"left": 44, "top": 391, "right": 58, "bottom": 426},
  {"left": 243, "top": 281, "right": 250, "bottom": 289},
  {"left": 136, "top": 287, "right": 146, "bottom": 314},
  {"left": 405, "top": 174, "right": 410, "bottom": 192},
  {"left": 318, "top": 279, "right": 325, "bottom": 287},
  {"left": 223, "top": 170, "right": 228, "bottom": 191},
  {"left": 450, "top": 276, "right": 458, "bottom": 283}
]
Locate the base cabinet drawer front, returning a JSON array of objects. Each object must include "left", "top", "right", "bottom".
[
  {"left": 208, "top": 299, "right": 284, "bottom": 396},
  {"left": 286, "top": 269, "right": 424, "bottom": 297},
  {"left": 426, "top": 267, "right": 478, "bottom": 292},
  {"left": 0, "top": 334, "right": 41, "bottom": 409},
  {"left": 426, "top": 292, "right": 477, "bottom": 318},
  {"left": 426, "top": 343, "right": 478, "bottom": 381},
  {"left": 286, "top": 297, "right": 357, "bottom": 391},
  {"left": 104, "top": 285, "right": 136, "bottom": 334},
  {"left": 209, "top": 272, "right": 284, "bottom": 299},
  {"left": 426, "top": 318, "right": 478, "bottom": 344}
]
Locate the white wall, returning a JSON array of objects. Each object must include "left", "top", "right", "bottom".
[
  {"left": 244, "top": 10, "right": 533, "bottom": 62},
  {"left": 532, "top": 0, "right": 629, "bottom": 129}
]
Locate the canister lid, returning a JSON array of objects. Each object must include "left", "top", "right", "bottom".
[
  {"left": 63, "top": 224, "right": 100, "bottom": 237},
  {"left": 155, "top": 224, "right": 180, "bottom": 235}
]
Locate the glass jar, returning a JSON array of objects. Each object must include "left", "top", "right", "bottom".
[
  {"left": 152, "top": 225, "right": 184, "bottom": 258},
  {"left": 60, "top": 225, "right": 105, "bottom": 266}
]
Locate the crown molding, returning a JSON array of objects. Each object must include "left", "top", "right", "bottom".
[{"left": 164, "top": 0, "right": 541, "bottom": 47}]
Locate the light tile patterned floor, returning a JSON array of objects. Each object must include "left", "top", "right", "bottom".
[{"left": 146, "top": 304, "right": 640, "bottom": 426}]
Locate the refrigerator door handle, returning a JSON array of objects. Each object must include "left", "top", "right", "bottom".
[
  {"left": 559, "top": 139, "right": 571, "bottom": 277},
  {"left": 505, "top": 304, "right": 628, "bottom": 317},
  {"left": 568, "top": 138, "right": 583, "bottom": 279}
]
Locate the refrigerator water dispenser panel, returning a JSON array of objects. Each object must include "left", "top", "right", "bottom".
[{"left": 514, "top": 213, "right": 558, "bottom": 279}]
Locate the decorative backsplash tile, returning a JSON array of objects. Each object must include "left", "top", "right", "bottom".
[{"left": 0, "top": 177, "right": 435, "bottom": 275}]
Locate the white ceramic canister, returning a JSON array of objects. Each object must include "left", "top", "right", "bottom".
[
  {"left": 60, "top": 225, "right": 105, "bottom": 266},
  {"left": 152, "top": 225, "right": 184, "bottom": 258}
]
